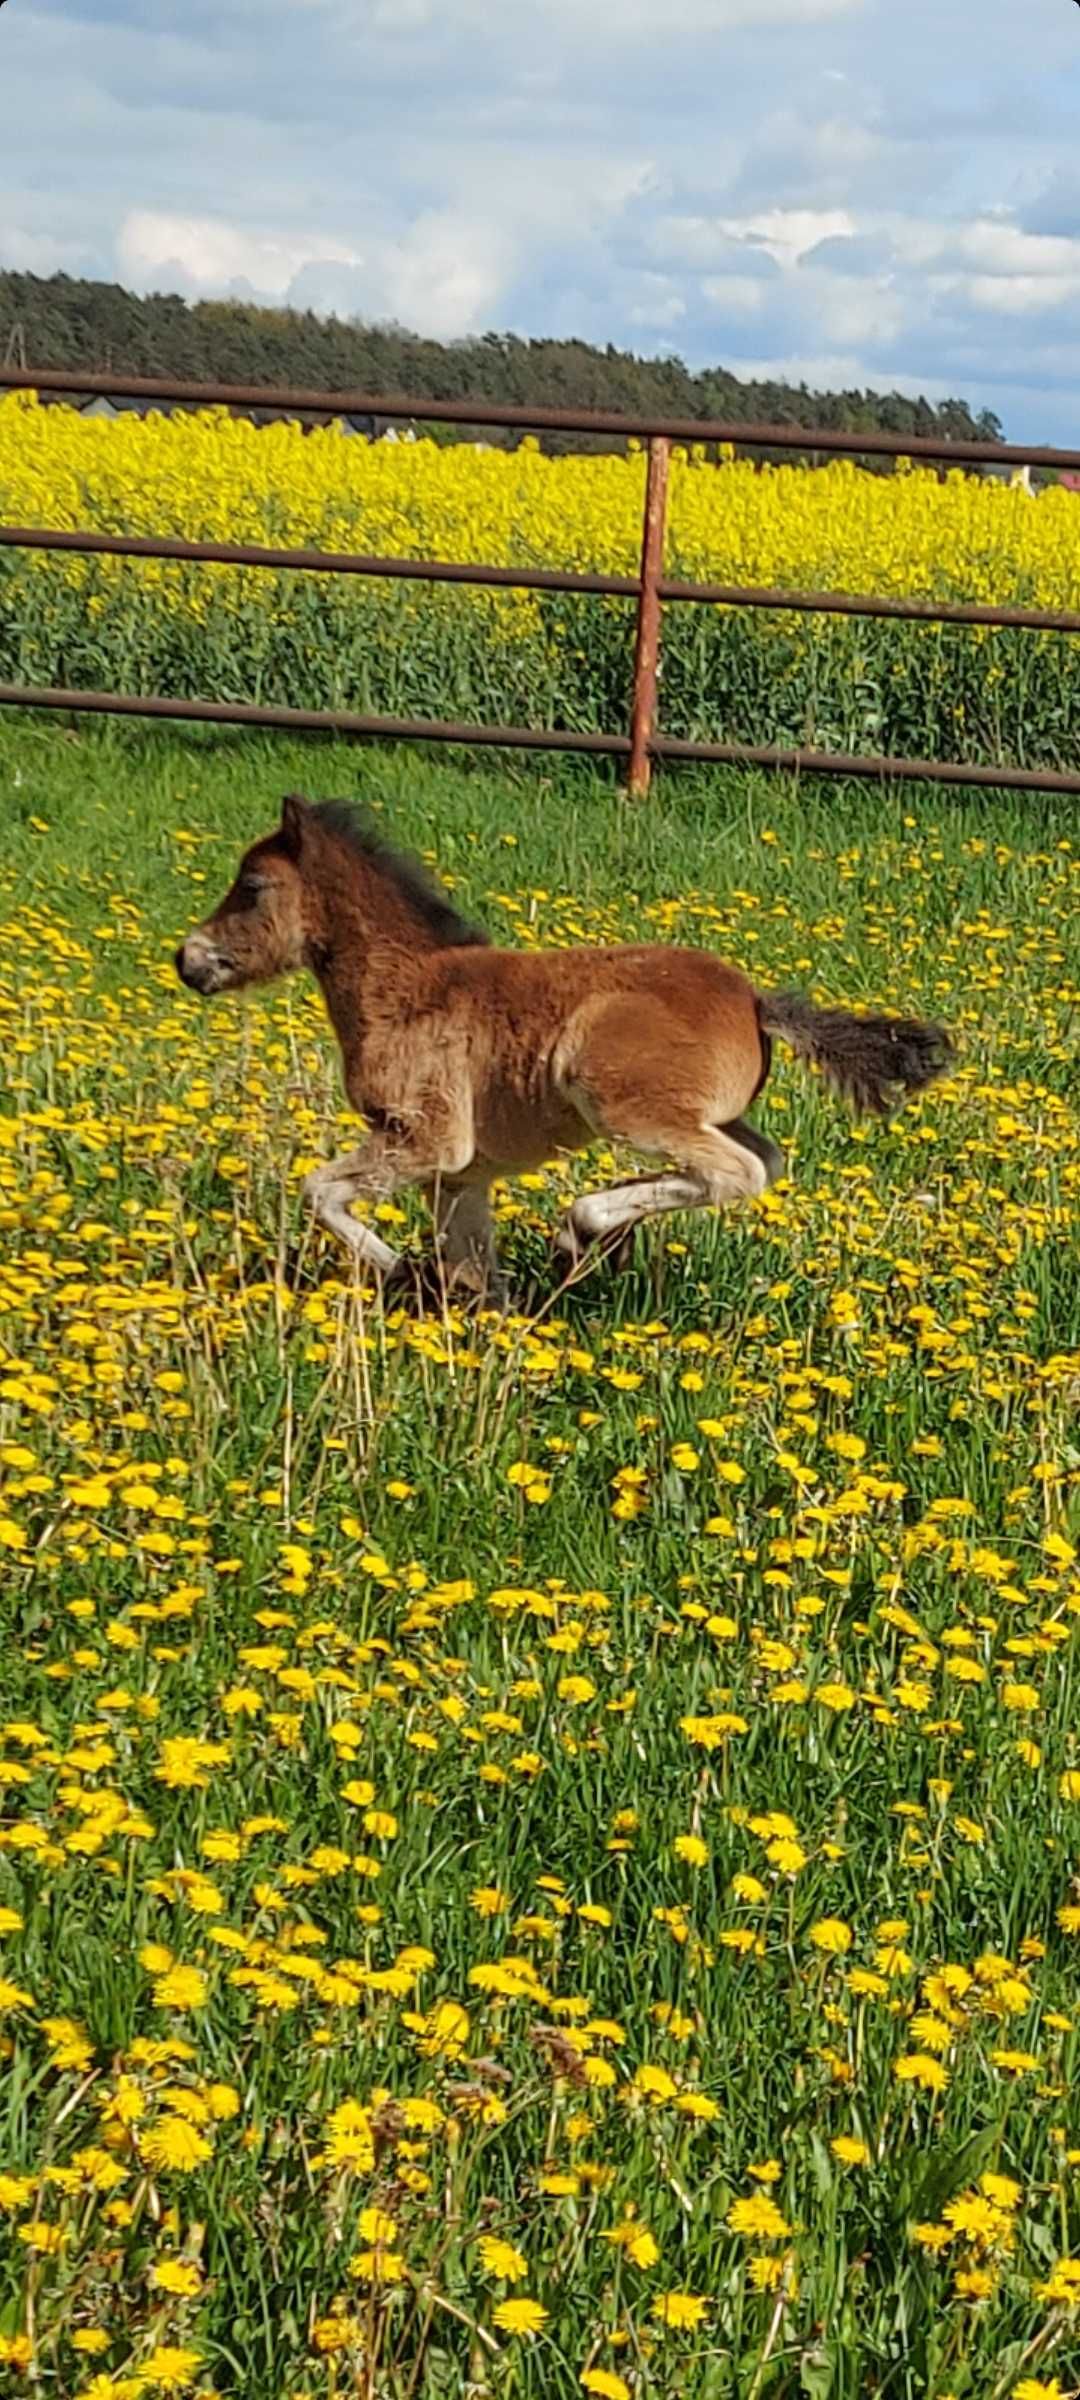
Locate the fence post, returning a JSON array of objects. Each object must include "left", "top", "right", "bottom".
[{"left": 627, "top": 434, "right": 670, "bottom": 798}]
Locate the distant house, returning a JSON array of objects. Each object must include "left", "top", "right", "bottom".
[
  {"left": 980, "top": 461, "right": 1033, "bottom": 495},
  {"left": 66, "top": 391, "right": 373, "bottom": 435},
  {"left": 76, "top": 393, "right": 177, "bottom": 421}
]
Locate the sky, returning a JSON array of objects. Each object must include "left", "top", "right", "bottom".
[{"left": 3, "top": 0, "right": 1080, "bottom": 440}]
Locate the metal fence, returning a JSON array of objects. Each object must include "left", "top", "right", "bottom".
[{"left": 4, "top": 364, "right": 1080, "bottom": 796}]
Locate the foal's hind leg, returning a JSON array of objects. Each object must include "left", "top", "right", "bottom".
[
  {"left": 556, "top": 1172, "right": 705, "bottom": 1265},
  {"left": 556, "top": 1119, "right": 782, "bottom": 1266}
]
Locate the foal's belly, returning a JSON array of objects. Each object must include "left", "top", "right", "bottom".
[{"left": 472, "top": 1089, "right": 588, "bottom": 1173}]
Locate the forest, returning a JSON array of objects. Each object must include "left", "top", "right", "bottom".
[{"left": 0, "top": 268, "right": 1004, "bottom": 454}]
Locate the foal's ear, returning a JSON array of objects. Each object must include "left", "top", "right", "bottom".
[{"left": 280, "top": 793, "right": 311, "bottom": 859}]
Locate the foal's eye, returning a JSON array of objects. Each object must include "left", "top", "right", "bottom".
[{"left": 235, "top": 879, "right": 264, "bottom": 908}]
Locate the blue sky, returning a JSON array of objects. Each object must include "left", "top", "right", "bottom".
[{"left": 3, "top": 0, "right": 1080, "bottom": 438}]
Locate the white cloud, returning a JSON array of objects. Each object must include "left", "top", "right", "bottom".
[
  {"left": 700, "top": 275, "right": 775, "bottom": 321},
  {"left": 117, "top": 212, "right": 361, "bottom": 301},
  {"left": 117, "top": 206, "right": 515, "bottom": 337},
  {"left": 111, "top": 137, "right": 660, "bottom": 337},
  {"left": 814, "top": 276, "right": 907, "bottom": 349},
  {"left": 647, "top": 207, "right": 861, "bottom": 288},
  {"left": 955, "top": 222, "right": 1080, "bottom": 278},
  {"left": 0, "top": 223, "right": 90, "bottom": 276},
  {"left": 627, "top": 278, "right": 687, "bottom": 331},
  {"left": 958, "top": 274, "right": 1080, "bottom": 316},
  {"left": 725, "top": 209, "right": 856, "bottom": 266},
  {"left": 312, "top": 214, "right": 514, "bottom": 338},
  {"left": 840, "top": 213, "right": 1080, "bottom": 325}
]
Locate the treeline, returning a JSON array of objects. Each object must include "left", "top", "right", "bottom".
[{"left": 0, "top": 269, "right": 1005, "bottom": 454}]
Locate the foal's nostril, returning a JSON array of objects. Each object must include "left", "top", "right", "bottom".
[
  {"left": 175, "top": 942, "right": 204, "bottom": 988},
  {"left": 176, "top": 941, "right": 209, "bottom": 990}
]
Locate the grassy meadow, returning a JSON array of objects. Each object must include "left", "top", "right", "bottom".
[{"left": 0, "top": 721, "right": 1079, "bottom": 2400}]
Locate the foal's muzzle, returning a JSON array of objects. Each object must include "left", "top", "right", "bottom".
[{"left": 175, "top": 935, "right": 234, "bottom": 994}]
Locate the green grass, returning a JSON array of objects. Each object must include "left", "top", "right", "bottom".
[{"left": 0, "top": 720, "right": 1079, "bottom": 2400}]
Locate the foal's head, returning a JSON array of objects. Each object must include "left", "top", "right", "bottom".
[
  {"left": 176, "top": 793, "right": 489, "bottom": 995},
  {"left": 175, "top": 795, "right": 316, "bottom": 995}
]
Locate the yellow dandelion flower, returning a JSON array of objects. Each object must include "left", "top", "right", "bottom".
[
  {"left": 651, "top": 2291, "right": 708, "bottom": 2329},
  {"left": 141, "top": 2118, "right": 214, "bottom": 2175},
  {"left": 894, "top": 2053, "right": 949, "bottom": 2092},
  {"left": 809, "top": 1919, "right": 853, "bottom": 1954},
  {"left": 478, "top": 2235, "right": 528, "bottom": 2283},
  {"left": 152, "top": 1966, "right": 208, "bottom": 2013},
  {"left": 492, "top": 2297, "right": 549, "bottom": 2336},
  {"left": 128, "top": 2343, "right": 205, "bottom": 2391},
  {"left": 581, "top": 2370, "right": 631, "bottom": 2400},
  {"left": 727, "top": 2194, "right": 791, "bottom": 2241},
  {"left": 150, "top": 2258, "right": 203, "bottom": 2297}
]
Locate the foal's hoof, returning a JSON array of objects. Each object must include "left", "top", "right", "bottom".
[
  {"left": 440, "top": 1259, "right": 513, "bottom": 1316},
  {"left": 553, "top": 1223, "right": 635, "bottom": 1278}
]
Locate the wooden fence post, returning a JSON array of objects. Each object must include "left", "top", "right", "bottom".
[{"left": 627, "top": 434, "right": 670, "bottom": 798}]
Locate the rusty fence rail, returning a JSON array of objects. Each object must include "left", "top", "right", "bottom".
[
  {"left": 11, "top": 366, "right": 1080, "bottom": 469},
  {"left": 3, "top": 366, "right": 1080, "bottom": 795}
]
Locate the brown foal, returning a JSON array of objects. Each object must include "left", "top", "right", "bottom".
[{"left": 176, "top": 795, "right": 953, "bottom": 1299}]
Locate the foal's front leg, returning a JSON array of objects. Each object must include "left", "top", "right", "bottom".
[
  {"left": 431, "top": 1176, "right": 507, "bottom": 1307},
  {"left": 302, "top": 1139, "right": 419, "bottom": 1282}
]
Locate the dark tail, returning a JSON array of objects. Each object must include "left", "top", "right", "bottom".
[{"left": 757, "top": 990, "right": 954, "bottom": 1118}]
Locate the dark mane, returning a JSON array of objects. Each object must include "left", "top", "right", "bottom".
[{"left": 309, "top": 798, "right": 491, "bottom": 950}]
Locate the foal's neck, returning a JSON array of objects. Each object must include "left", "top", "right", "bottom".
[{"left": 310, "top": 848, "right": 435, "bottom": 1054}]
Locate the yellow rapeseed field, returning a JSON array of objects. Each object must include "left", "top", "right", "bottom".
[
  {"left": 3, "top": 390, "right": 1080, "bottom": 598},
  {"left": 3, "top": 394, "right": 1080, "bottom": 763}
]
